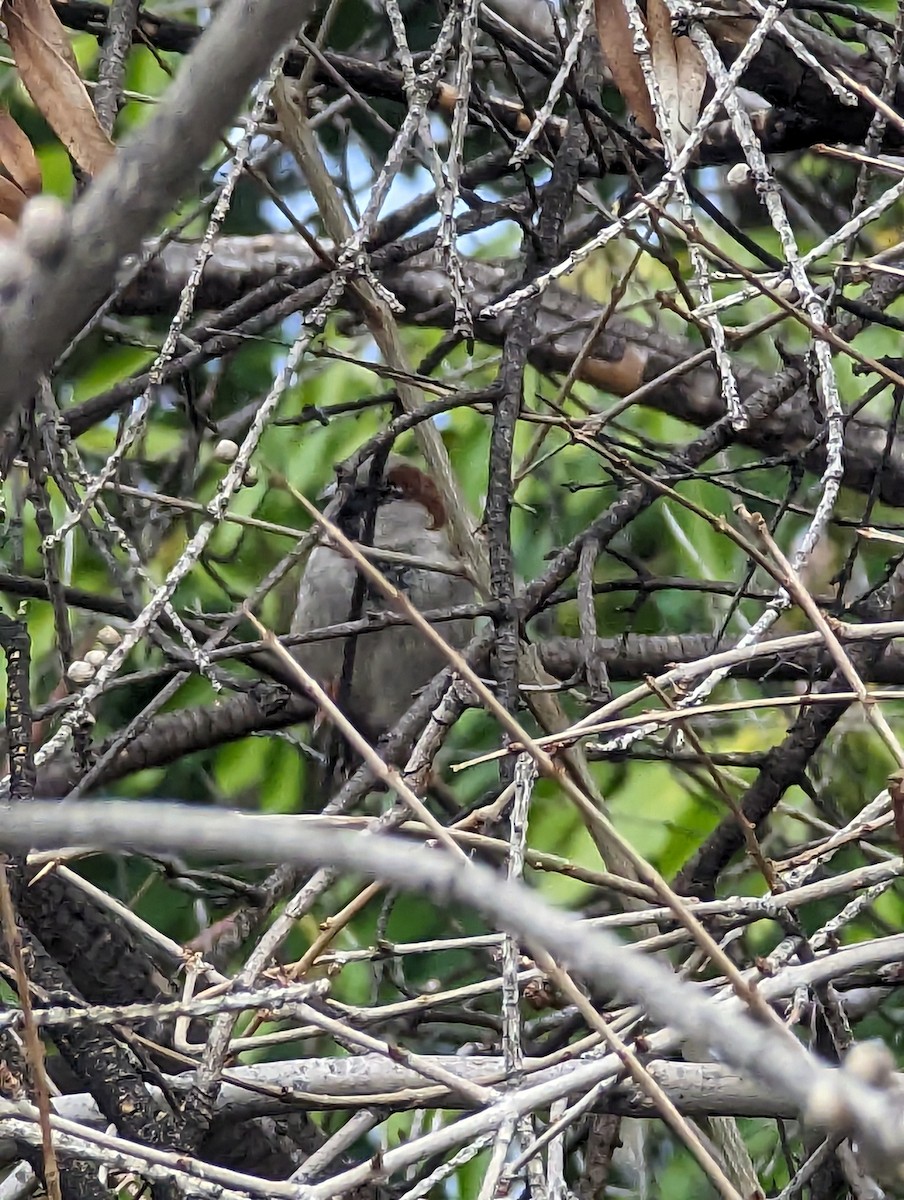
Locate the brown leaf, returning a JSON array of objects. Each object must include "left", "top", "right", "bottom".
[
  {"left": 673, "top": 32, "right": 707, "bottom": 148},
  {"left": 0, "top": 175, "right": 27, "bottom": 223},
  {"left": 594, "top": 0, "right": 657, "bottom": 135},
  {"left": 595, "top": 0, "right": 706, "bottom": 149},
  {"left": 645, "top": 0, "right": 681, "bottom": 139},
  {"left": 0, "top": 108, "right": 41, "bottom": 196},
  {"left": 0, "top": 212, "right": 21, "bottom": 240},
  {"left": 4, "top": 0, "right": 114, "bottom": 177}
]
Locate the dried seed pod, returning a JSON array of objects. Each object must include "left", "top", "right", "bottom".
[
  {"left": 726, "top": 163, "right": 751, "bottom": 186},
  {"left": 213, "top": 439, "right": 239, "bottom": 464},
  {"left": 66, "top": 660, "right": 95, "bottom": 685}
]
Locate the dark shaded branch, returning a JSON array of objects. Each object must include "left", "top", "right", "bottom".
[
  {"left": 0, "top": 617, "right": 35, "bottom": 803},
  {"left": 675, "top": 571, "right": 904, "bottom": 898},
  {"left": 93, "top": 0, "right": 140, "bottom": 134},
  {"left": 5, "top": 931, "right": 182, "bottom": 1200},
  {"left": 35, "top": 688, "right": 315, "bottom": 796},
  {"left": 76, "top": 238, "right": 904, "bottom": 506}
]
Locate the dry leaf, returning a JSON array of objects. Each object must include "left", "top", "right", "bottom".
[
  {"left": 595, "top": 0, "right": 707, "bottom": 150},
  {"left": 646, "top": 0, "right": 682, "bottom": 140},
  {"left": 4, "top": 0, "right": 114, "bottom": 177},
  {"left": 0, "top": 175, "right": 27, "bottom": 222},
  {"left": 0, "top": 108, "right": 41, "bottom": 196},
  {"left": 0, "top": 107, "right": 42, "bottom": 236},
  {"left": 594, "top": 0, "right": 657, "bottom": 135},
  {"left": 673, "top": 31, "right": 707, "bottom": 148}
]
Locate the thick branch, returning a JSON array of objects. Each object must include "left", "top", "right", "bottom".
[
  {"left": 49, "top": 1058, "right": 800, "bottom": 1120},
  {"left": 89, "top": 238, "right": 904, "bottom": 506},
  {"left": 0, "top": 0, "right": 322, "bottom": 420},
  {"left": 0, "top": 803, "right": 902, "bottom": 1169}
]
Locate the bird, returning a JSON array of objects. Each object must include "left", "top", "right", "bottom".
[{"left": 290, "top": 455, "right": 475, "bottom": 742}]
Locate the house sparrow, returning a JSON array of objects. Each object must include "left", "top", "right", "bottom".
[{"left": 291, "top": 456, "right": 475, "bottom": 740}]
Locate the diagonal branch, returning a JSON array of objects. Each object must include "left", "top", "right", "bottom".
[{"left": 0, "top": 0, "right": 322, "bottom": 419}]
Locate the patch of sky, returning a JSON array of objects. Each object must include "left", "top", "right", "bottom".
[{"left": 212, "top": 126, "right": 273, "bottom": 187}]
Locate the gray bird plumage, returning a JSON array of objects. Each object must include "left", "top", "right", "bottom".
[{"left": 291, "top": 457, "right": 474, "bottom": 739}]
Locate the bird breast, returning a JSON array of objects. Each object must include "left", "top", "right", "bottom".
[{"left": 291, "top": 498, "right": 473, "bottom": 738}]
